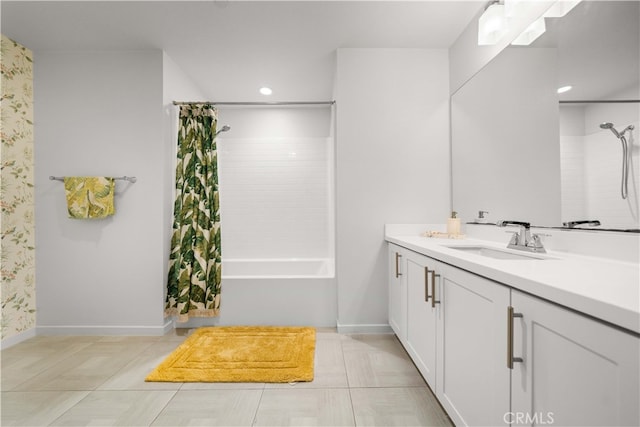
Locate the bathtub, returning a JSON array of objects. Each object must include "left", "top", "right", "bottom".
[
  {"left": 222, "top": 258, "right": 334, "bottom": 279},
  {"left": 180, "top": 258, "right": 336, "bottom": 328}
]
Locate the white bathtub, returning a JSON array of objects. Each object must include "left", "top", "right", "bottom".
[
  {"left": 176, "top": 258, "right": 337, "bottom": 327},
  {"left": 222, "top": 258, "right": 334, "bottom": 279}
]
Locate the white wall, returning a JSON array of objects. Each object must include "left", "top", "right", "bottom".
[
  {"left": 451, "top": 48, "right": 561, "bottom": 227},
  {"left": 335, "top": 48, "right": 450, "bottom": 332},
  {"left": 34, "top": 50, "right": 167, "bottom": 334}
]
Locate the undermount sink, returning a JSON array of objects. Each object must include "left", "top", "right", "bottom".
[{"left": 446, "top": 246, "right": 549, "bottom": 260}]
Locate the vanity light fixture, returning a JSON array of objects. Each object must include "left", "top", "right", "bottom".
[
  {"left": 259, "top": 87, "right": 273, "bottom": 96},
  {"left": 510, "top": 0, "right": 582, "bottom": 46},
  {"left": 504, "top": 0, "right": 532, "bottom": 18},
  {"left": 478, "top": 1, "right": 508, "bottom": 46},
  {"left": 557, "top": 85, "right": 572, "bottom": 94},
  {"left": 543, "top": 0, "right": 582, "bottom": 18},
  {"left": 511, "top": 16, "right": 546, "bottom": 45}
]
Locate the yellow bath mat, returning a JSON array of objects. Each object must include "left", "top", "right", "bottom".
[
  {"left": 63, "top": 176, "right": 115, "bottom": 219},
  {"left": 145, "top": 326, "right": 316, "bottom": 383}
]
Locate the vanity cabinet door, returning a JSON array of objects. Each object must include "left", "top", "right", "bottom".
[
  {"left": 510, "top": 290, "right": 640, "bottom": 427},
  {"left": 405, "top": 250, "right": 439, "bottom": 388},
  {"left": 388, "top": 243, "right": 407, "bottom": 343},
  {"left": 436, "top": 264, "right": 511, "bottom": 427}
]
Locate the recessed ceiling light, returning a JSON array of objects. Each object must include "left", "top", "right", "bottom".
[
  {"left": 557, "top": 85, "right": 572, "bottom": 94},
  {"left": 259, "top": 87, "right": 272, "bottom": 96}
]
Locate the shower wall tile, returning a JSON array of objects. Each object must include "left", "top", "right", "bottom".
[
  {"left": 218, "top": 137, "right": 331, "bottom": 259},
  {"left": 560, "top": 136, "right": 586, "bottom": 222},
  {"left": 560, "top": 102, "right": 639, "bottom": 230},
  {"left": 584, "top": 131, "right": 640, "bottom": 229}
]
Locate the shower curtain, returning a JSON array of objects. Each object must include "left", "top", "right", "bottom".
[{"left": 165, "top": 104, "right": 221, "bottom": 322}]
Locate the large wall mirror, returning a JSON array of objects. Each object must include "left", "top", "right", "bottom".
[{"left": 452, "top": 0, "right": 639, "bottom": 231}]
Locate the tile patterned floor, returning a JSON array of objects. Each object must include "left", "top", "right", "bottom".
[{"left": 1, "top": 329, "right": 453, "bottom": 426}]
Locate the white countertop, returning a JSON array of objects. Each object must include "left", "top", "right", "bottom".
[{"left": 386, "top": 230, "right": 640, "bottom": 335}]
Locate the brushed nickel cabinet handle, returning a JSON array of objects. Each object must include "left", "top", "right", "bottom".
[
  {"left": 507, "top": 306, "right": 524, "bottom": 369},
  {"left": 395, "top": 252, "right": 402, "bottom": 278},
  {"left": 430, "top": 270, "right": 441, "bottom": 308},
  {"left": 424, "top": 267, "right": 430, "bottom": 302}
]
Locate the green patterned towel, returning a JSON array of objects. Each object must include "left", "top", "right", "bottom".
[{"left": 63, "top": 177, "right": 115, "bottom": 219}]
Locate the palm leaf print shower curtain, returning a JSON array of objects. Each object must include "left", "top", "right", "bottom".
[{"left": 165, "top": 104, "right": 221, "bottom": 322}]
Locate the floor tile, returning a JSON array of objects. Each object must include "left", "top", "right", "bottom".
[
  {"left": 180, "top": 381, "right": 266, "bottom": 390},
  {"left": 265, "top": 333, "right": 348, "bottom": 389},
  {"left": 18, "top": 335, "right": 99, "bottom": 346},
  {"left": 254, "top": 388, "right": 355, "bottom": 426},
  {"left": 97, "top": 335, "right": 162, "bottom": 343},
  {"left": 1, "top": 338, "right": 93, "bottom": 390},
  {"left": 151, "top": 389, "right": 262, "bottom": 426},
  {"left": 13, "top": 341, "right": 154, "bottom": 391},
  {"left": 157, "top": 328, "right": 194, "bottom": 342},
  {"left": 0, "top": 331, "right": 455, "bottom": 426},
  {"left": 0, "top": 391, "right": 90, "bottom": 426},
  {"left": 98, "top": 341, "right": 184, "bottom": 391},
  {"left": 350, "top": 387, "right": 453, "bottom": 426},
  {"left": 342, "top": 334, "right": 426, "bottom": 388},
  {"left": 49, "top": 390, "right": 176, "bottom": 426}
]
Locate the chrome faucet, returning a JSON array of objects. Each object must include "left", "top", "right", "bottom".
[{"left": 496, "top": 220, "right": 546, "bottom": 253}]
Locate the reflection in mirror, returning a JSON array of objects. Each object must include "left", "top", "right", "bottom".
[
  {"left": 451, "top": 0, "right": 639, "bottom": 231},
  {"left": 560, "top": 101, "right": 638, "bottom": 230}
]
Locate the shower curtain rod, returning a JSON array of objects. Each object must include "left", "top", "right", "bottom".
[
  {"left": 560, "top": 100, "right": 640, "bottom": 104},
  {"left": 172, "top": 101, "right": 335, "bottom": 106}
]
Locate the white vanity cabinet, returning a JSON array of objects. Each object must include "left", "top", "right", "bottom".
[
  {"left": 386, "top": 240, "right": 640, "bottom": 427},
  {"left": 435, "top": 260, "right": 511, "bottom": 427},
  {"left": 397, "top": 247, "right": 510, "bottom": 426},
  {"left": 510, "top": 290, "right": 640, "bottom": 427},
  {"left": 388, "top": 243, "right": 407, "bottom": 343},
  {"left": 404, "top": 250, "right": 441, "bottom": 388}
]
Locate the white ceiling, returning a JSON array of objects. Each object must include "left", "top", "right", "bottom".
[{"left": 1, "top": 1, "right": 485, "bottom": 101}]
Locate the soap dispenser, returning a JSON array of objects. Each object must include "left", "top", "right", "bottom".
[
  {"left": 476, "top": 210, "right": 489, "bottom": 223},
  {"left": 447, "top": 211, "right": 461, "bottom": 236}
]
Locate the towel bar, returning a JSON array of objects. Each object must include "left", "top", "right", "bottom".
[{"left": 49, "top": 176, "right": 137, "bottom": 183}]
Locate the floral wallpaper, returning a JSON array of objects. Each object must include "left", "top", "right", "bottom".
[{"left": 1, "top": 35, "right": 35, "bottom": 341}]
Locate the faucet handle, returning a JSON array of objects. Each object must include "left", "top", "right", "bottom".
[
  {"left": 505, "top": 231, "right": 519, "bottom": 245},
  {"left": 527, "top": 234, "right": 548, "bottom": 253}
]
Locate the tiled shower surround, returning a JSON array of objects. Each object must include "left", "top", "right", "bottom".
[
  {"left": 217, "top": 107, "right": 334, "bottom": 260},
  {"left": 560, "top": 101, "right": 640, "bottom": 229}
]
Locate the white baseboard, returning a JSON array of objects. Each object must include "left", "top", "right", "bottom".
[
  {"left": 336, "top": 322, "right": 393, "bottom": 334},
  {"left": 163, "top": 319, "right": 175, "bottom": 334},
  {"left": 5, "top": 322, "right": 389, "bottom": 344},
  {"left": 37, "top": 320, "right": 174, "bottom": 336},
  {"left": 1, "top": 327, "right": 37, "bottom": 350}
]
